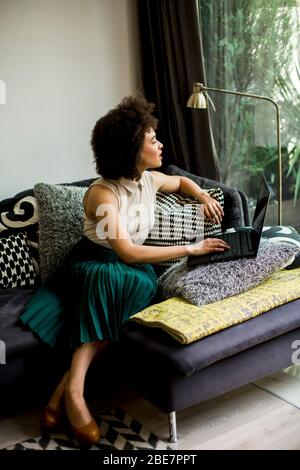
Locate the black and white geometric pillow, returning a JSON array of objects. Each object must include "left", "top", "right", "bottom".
[
  {"left": 0, "top": 231, "right": 37, "bottom": 288},
  {"left": 262, "top": 225, "right": 300, "bottom": 270},
  {"left": 144, "top": 188, "right": 224, "bottom": 269},
  {"left": 0, "top": 192, "right": 40, "bottom": 275}
]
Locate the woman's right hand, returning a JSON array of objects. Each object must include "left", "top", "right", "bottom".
[{"left": 188, "top": 238, "right": 230, "bottom": 257}]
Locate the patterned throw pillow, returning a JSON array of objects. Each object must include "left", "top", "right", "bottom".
[
  {"left": 144, "top": 188, "right": 224, "bottom": 269},
  {"left": 262, "top": 225, "right": 300, "bottom": 269},
  {"left": 0, "top": 232, "right": 36, "bottom": 288},
  {"left": 34, "top": 183, "right": 87, "bottom": 282},
  {"left": 0, "top": 190, "right": 40, "bottom": 274}
]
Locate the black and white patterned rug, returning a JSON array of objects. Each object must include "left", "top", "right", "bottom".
[{"left": 5, "top": 408, "right": 170, "bottom": 451}]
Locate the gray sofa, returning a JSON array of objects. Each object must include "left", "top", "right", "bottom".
[
  {"left": 2, "top": 164, "right": 298, "bottom": 441},
  {"left": 120, "top": 167, "right": 300, "bottom": 442},
  {"left": 121, "top": 299, "right": 300, "bottom": 442},
  {"left": 0, "top": 164, "right": 247, "bottom": 414},
  {"left": 0, "top": 175, "right": 129, "bottom": 414}
]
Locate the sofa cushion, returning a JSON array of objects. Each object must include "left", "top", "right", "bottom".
[
  {"left": 0, "top": 288, "right": 38, "bottom": 356},
  {"left": 165, "top": 164, "right": 249, "bottom": 228},
  {"left": 0, "top": 232, "right": 37, "bottom": 289},
  {"left": 121, "top": 298, "right": 300, "bottom": 377},
  {"left": 131, "top": 268, "right": 300, "bottom": 344},
  {"left": 34, "top": 183, "right": 87, "bottom": 282},
  {"left": 0, "top": 180, "right": 96, "bottom": 284},
  {"left": 158, "top": 239, "right": 299, "bottom": 305},
  {"left": 144, "top": 188, "right": 224, "bottom": 270}
]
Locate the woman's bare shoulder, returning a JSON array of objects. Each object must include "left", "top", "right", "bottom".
[{"left": 84, "top": 184, "right": 118, "bottom": 219}]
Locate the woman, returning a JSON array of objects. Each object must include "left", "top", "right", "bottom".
[{"left": 21, "top": 95, "right": 228, "bottom": 445}]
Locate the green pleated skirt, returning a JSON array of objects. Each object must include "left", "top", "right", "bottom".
[{"left": 20, "top": 238, "right": 157, "bottom": 350}]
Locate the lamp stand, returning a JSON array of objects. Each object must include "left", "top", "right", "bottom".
[{"left": 189, "top": 83, "right": 282, "bottom": 225}]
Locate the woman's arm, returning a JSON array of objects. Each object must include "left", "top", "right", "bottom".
[
  {"left": 86, "top": 186, "right": 229, "bottom": 264},
  {"left": 151, "top": 171, "right": 224, "bottom": 224}
]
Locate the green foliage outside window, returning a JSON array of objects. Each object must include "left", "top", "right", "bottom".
[{"left": 199, "top": 0, "right": 300, "bottom": 221}]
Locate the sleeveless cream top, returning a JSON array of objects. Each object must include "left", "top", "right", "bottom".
[{"left": 83, "top": 171, "right": 157, "bottom": 249}]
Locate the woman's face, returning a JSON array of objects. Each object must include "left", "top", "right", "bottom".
[{"left": 138, "top": 128, "right": 163, "bottom": 172}]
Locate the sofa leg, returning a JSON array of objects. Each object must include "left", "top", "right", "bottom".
[{"left": 168, "top": 411, "right": 178, "bottom": 443}]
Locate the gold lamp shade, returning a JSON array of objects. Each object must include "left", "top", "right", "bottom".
[{"left": 186, "top": 82, "right": 207, "bottom": 108}]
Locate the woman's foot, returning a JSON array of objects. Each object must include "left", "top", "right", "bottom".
[
  {"left": 41, "top": 406, "right": 62, "bottom": 431},
  {"left": 64, "top": 386, "right": 101, "bottom": 444},
  {"left": 41, "top": 371, "right": 69, "bottom": 431}
]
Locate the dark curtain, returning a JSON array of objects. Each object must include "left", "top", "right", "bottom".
[{"left": 137, "top": 0, "right": 220, "bottom": 180}]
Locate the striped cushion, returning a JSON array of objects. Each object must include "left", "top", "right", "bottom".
[{"left": 144, "top": 188, "right": 224, "bottom": 269}]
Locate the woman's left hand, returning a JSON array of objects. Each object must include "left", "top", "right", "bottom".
[{"left": 198, "top": 193, "right": 224, "bottom": 224}]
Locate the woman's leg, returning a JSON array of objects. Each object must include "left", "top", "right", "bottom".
[
  {"left": 41, "top": 370, "right": 71, "bottom": 430},
  {"left": 64, "top": 340, "right": 107, "bottom": 427},
  {"left": 47, "top": 370, "right": 70, "bottom": 411}
]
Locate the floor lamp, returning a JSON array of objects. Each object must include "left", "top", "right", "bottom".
[{"left": 187, "top": 82, "right": 282, "bottom": 225}]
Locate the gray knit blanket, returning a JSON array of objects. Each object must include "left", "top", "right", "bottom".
[{"left": 158, "top": 239, "right": 299, "bottom": 306}]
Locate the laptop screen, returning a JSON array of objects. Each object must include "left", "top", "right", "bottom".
[{"left": 252, "top": 175, "right": 270, "bottom": 235}]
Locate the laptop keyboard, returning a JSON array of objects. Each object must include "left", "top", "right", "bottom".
[
  {"left": 187, "top": 230, "right": 257, "bottom": 266},
  {"left": 212, "top": 231, "right": 253, "bottom": 260}
]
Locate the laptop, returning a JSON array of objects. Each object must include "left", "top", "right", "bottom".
[{"left": 187, "top": 175, "right": 270, "bottom": 266}]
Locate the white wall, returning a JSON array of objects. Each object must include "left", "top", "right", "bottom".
[{"left": 0, "top": 0, "right": 140, "bottom": 200}]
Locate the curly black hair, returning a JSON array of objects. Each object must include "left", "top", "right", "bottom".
[{"left": 90, "top": 94, "right": 158, "bottom": 180}]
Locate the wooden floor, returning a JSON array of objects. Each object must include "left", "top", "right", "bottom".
[{"left": 1, "top": 381, "right": 300, "bottom": 450}]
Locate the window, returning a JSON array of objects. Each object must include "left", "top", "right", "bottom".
[{"left": 199, "top": 0, "right": 300, "bottom": 229}]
